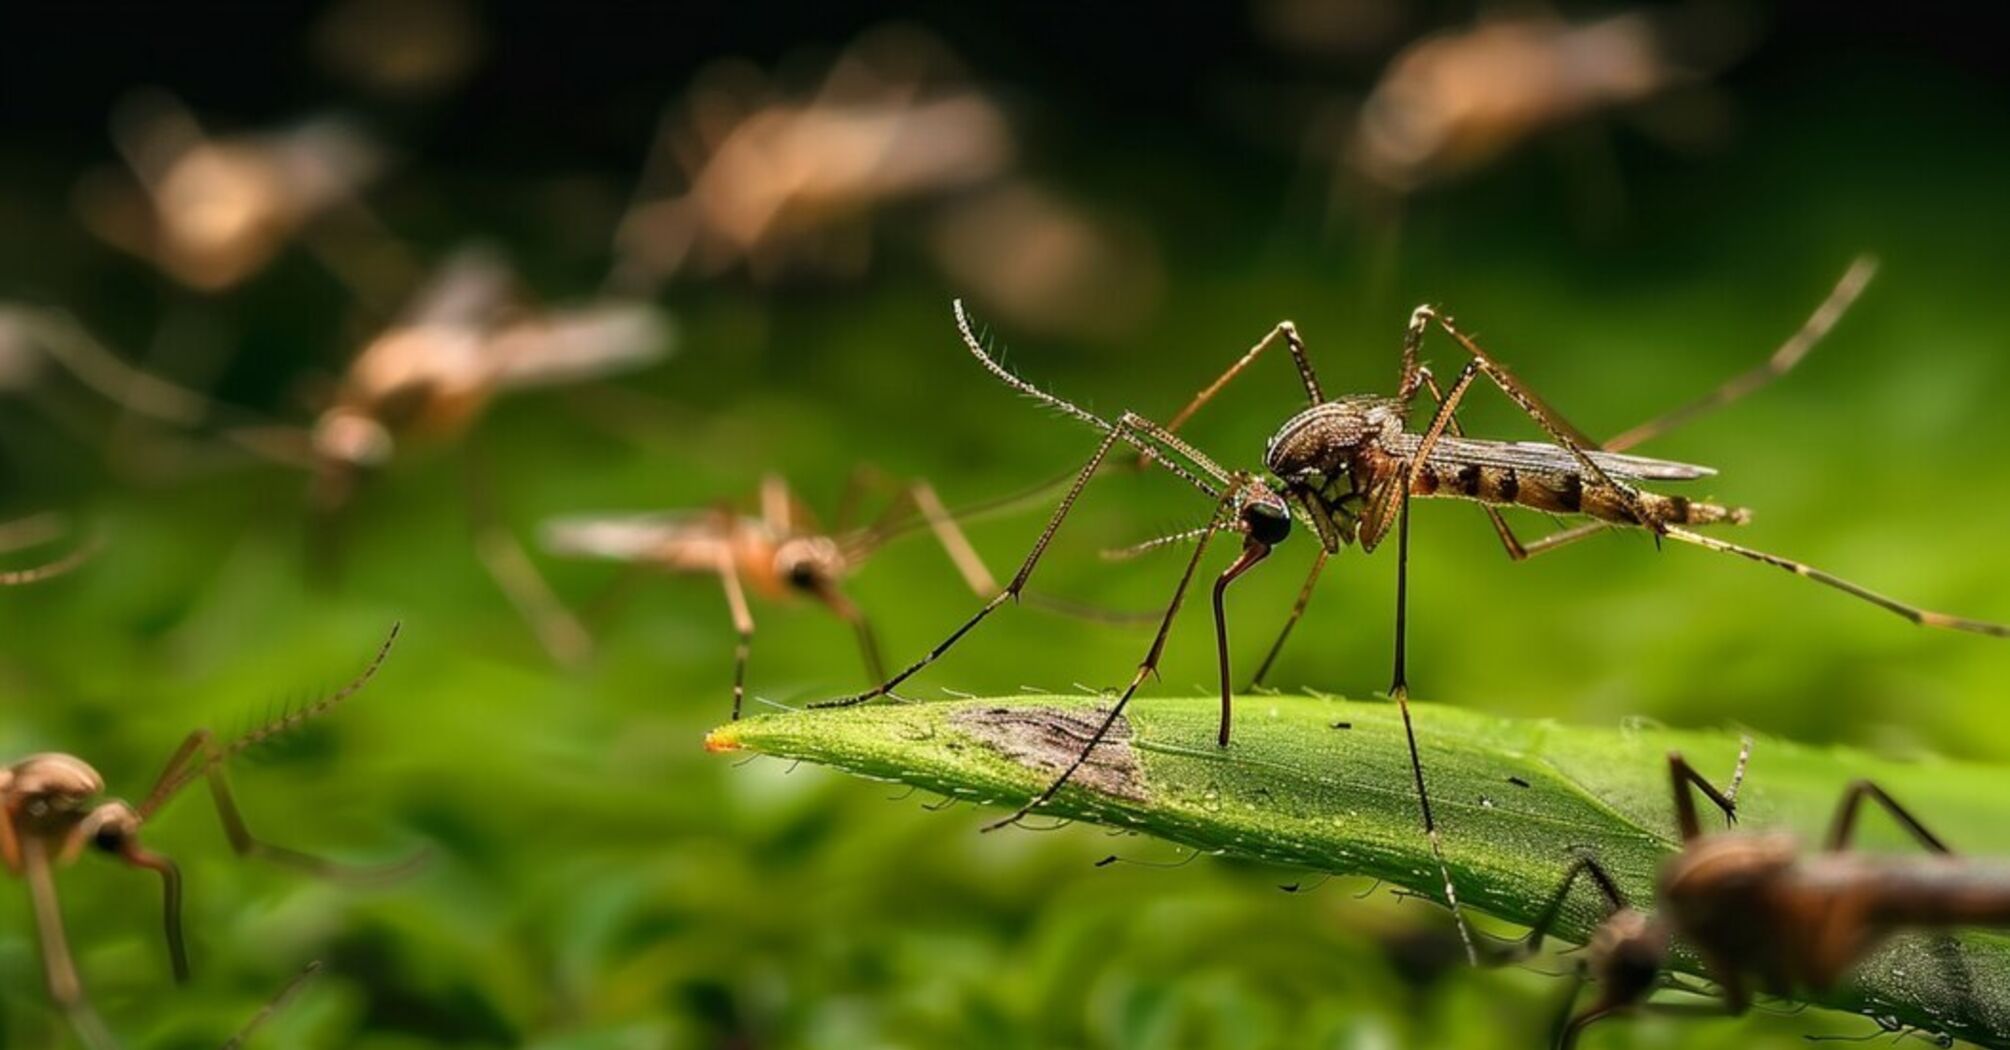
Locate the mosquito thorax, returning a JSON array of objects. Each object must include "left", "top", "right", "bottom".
[
  {"left": 1658, "top": 833, "right": 1797, "bottom": 956},
  {"left": 1263, "top": 397, "right": 1403, "bottom": 483},
  {"left": 3, "top": 754, "right": 105, "bottom": 828}
]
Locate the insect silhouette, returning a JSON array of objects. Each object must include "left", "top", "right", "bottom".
[
  {"left": 544, "top": 468, "right": 1101, "bottom": 720},
  {"left": 1515, "top": 745, "right": 2008, "bottom": 1048},
  {"left": 813, "top": 257, "right": 2007, "bottom": 961},
  {"left": 1, "top": 625, "right": 420, "bottom": 1050}
]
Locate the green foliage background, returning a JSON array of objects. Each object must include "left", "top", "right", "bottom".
[{"left": 4, "top": 12, "right": 2010, "bottom": 1050}]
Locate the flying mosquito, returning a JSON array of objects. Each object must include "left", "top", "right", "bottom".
[
  {"left": 1, "top": 625, "right": 421, "bottom": 1050},
  {"left": 544, "top": 467, "right": 1102, "bottom": 719},
  {"left": 813, "top": 256, "right": 2008, "bottom": 962},
  {"left": 1514, "top": 744, "right": 2009, "bottom": 1048}
]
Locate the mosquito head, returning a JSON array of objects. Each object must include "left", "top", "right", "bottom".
[
  {"left": 1234, "top": 481, "right": 1292, "bottom": 549},
  {"left": 2, "top": 753, "right": 105, "bottom": 823},
  {"left": 1263, "top": 396, "right": 1403, "bottom": 492},
  {"left": 1584, "top": 907, "right": 1669, "bottom": 1012},
  {"left": 78, "top": 800, "right": 144, "bottom": 855},
  {"left": 776, "top": 535, "right": 846, "bottom": 592}
]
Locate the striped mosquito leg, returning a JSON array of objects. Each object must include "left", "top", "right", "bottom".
[
  {"left": 715, "top": 551, "right": 755, "bottom": 720},
  {"left": 1249, "top": 549, "right": 1328, "bottom": 689},
  {"left": 1662, "top": 526, "right": 2010, "bottom": 637},
  {"left": 984, "top": 488, "right": 1234, "bottom": 832},
  {"left": 812, "top": 420, "right": 1141, "bottom": 710},
  {"left": 1388, "top": 482, "right": 1478, "bottom": 965}
]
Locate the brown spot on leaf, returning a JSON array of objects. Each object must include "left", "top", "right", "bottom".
[{"left": 951, "top": 704, "right": 1147, "bottom": 802}]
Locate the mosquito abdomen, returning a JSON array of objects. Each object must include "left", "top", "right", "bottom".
[{"left": 1411, "top": 461, "right": 1750, "bottom": 528}]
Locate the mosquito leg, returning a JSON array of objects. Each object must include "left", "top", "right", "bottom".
[
  {"left": 1824, "top": 781, "right": 1951, "bottom": 854},
  {"left": 205, "top": 764, "right": 424, "bottom": 882},
  {"left": 1499, "top": 855, "right": 1627, "bottom": 963},
  {"left": 983, "top": 493, "right": 1232, "bottom": 832},
  {"left": 1140, "top": 320, "right": 1324, "bottom": 469},
  {"left": 759, "top": 472, "right": 794, "bottom": 535},
  {"left": 221, "top": 960, "right": 322, "bottom": 1050},
  {"left": 1666, "top": 751, "right": 1740, "bottom": 842},
  {"left": 1249, "top": 550, "right": 1328, "bottom": 689},
  {"left": 906, "top": 479, "right": 1001, "bottom": 596},
  {"left": 0, "top": 540, "right": 97, "bottom": 586},
  {"left": 1661, "top": 526, "right": 2010, "bottom": 638},
  {"left": 812, "top": 418, "right": 1155, "bottom": 709},
  {"left": 472, "top": 521, "right": 594, "bottom": 668},
  {"left": 1414, "top": 364, "right": 1539, "bottom": 560},
  {"left": 1387, "top": 482, "right": 1478, "bottom": 965},
  {"left": 713, "top": 550, "right": 756, "bottom": 720},
  {"left": 1604, "top": 256, "right": 1877, "bottom": 452},
  {"left": 21, "top": 839, "right": 120, "bottom": 1050}
]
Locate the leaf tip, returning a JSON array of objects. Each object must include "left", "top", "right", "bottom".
[{"left": 703, "top": 724, "right": 744, "bottom": 753}]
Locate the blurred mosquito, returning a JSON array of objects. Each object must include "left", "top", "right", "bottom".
[
  {"left": 544, "top": 467, "right": 1104, "bottom": 719},
  {"left": 1515, "top": 744, "right": 2005, "bottom": 1048},
  {"left": 816, "top": 256, "right": 2007, "bottom": 956},
  {"left": 5, "top": 252, "right": 670, "bottom": 664},
  {"left": 1349, "top": 9, "right": 1741, "bottom": 194},
  {"left": 73, "top": 89, "right": 405, "bottom": 298},
  {"left": 611, "top": 24, "right": 1013, "bottom": 290},
  {"left": 0, "top": 625, "right": 420, "bottom": 1050},
  {"left": 0, "top": 514, "right": 97, "bottom": 586}
]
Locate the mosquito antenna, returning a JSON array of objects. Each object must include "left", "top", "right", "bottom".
[
  {"left": 1102, "top": 525, "right": 1212, "bottom": 561},
  {"left": 953, "top": 299, "right": 1229, "bottom": 496},
  {"left": 139, "top": 624, "right": 402, "bottom": 815},
  {"left": 220, "top": 624, "right": 402, "bottom": 762}
]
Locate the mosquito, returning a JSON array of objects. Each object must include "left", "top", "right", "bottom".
[
  {"left": 72, "top": 88, "right": 400, "bottom": 297},
  {"left": 1514, "top": 744, "right": 2010, "bottom": 1048},
  {"left": 1, "top": 624, "right": 421, "bottom": 1050},
  {"left": 544, "top": 467, "right": 1101, "bottom": 719},
  {"left": 814, "top": 257, "right": 2007, "bottom": 959}
]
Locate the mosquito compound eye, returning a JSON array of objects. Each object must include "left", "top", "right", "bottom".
[
  {"left": 1243, "top": 502, "right": 1291, "bottom": 546},
  {"left": 92, "top": 824, "right": 126, "bottom": 852}
]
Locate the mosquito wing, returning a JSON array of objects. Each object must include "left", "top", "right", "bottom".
[
  {"left": 484, "top": 301, "right": 674, "bottom": 391},
  {"left": 1392, "top": 433, "right": 1717, "bottom": 481},
  {"left": 541, "top": 511, "right": 741, "bottom": 562}
]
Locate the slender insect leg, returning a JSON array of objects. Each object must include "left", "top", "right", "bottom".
[
  {"left": 98, "top": 835, "right": 187, "bottom": 982},
  {"left": 1661, "top": 526, "right": 2010, "bottom": 638},
  {"left": 812, "top": 418, "right": 1158, "bottom": 709},
  {"left": 1139, "top": 320, "right": 1324, "bottom": 469},
  {"left": 1558, "top": 1002, "right": 1619, "bottom": 1050},
  {"left": 1502, "top": 855, "right": 1627, "bottom": 962},
  {"left": 759, "top": 472, "right": 795, "bottom": 535},
  {"left": 1414, "top": 309, "right": 1636, "bottom": 501},
  {"left": 204, "top": 760, "right": 425, "bottom": 882},
  {"left": 1387, "top": 482, "right": 1479, "bottom": 965},
  {"left": 1249, "top": 549, "right": 1328, "bottom": 689},
  {"left": 1605, "top": 256, "right": 1877, "bottom": 452},
  {"left": 21, "top": 838, "right": 119, "bottom": 1050},
  {"left": 905, "top": 479, "right": 1001, "bottom": 596},
  {"left": 1666, "top": 751, "right": 1741, "bottom": 842},
  {"left": 472, "top": 522, "right": 594, "bottom": 667},
  {"left": 815, "top": 585, "right": 886, "bottom": 688},
  {"left": 0, "top": 542, "right": 97, "bottom": 586},
  {"left": 713, "top": 549, "right": 756, "bottom": 720},
  {"left": 1725, "top": 736, "right": 1754, "bottom": 806},
  {"left": 982, "top": 491, "right": 1235, "bottom": 832},
  {"left": 222, "top": 960, "right": 322, "bottom": 1050},
  {"left": 1824, "top": 781, "right": 1951, "bottom": 853}
]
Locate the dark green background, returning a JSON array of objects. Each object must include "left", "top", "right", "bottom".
[{"left": 3, "top": 3, "right": 2007, "bottom": 1047}]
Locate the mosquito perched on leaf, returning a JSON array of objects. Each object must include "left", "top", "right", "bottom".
[
  {"left": 0, "top": 625, "right": 422, "bottom": 1050},
  {"left": 1515, "top": 743, "right": 2009, "bottom": 1048},
  {"left": 545, "top": 467, "right": 1108, "bottom": 719},
  {"left": 812, "top": 256, "right": 2007, "bottom": 965}
]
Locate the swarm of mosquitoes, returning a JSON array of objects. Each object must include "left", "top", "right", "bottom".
[{"left": 8, "top": 11, "right": 2010, "bottom": 1050}]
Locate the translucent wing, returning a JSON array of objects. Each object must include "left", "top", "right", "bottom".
[
  {"left": 1390, "top": 433, "right": 1716, "bottom": 482},
  {"left": 541, "top": 511, "right": 740, "bottom": 562},
  {"left": 485, "top": 301, "right": 674, "bottom": 391}
]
